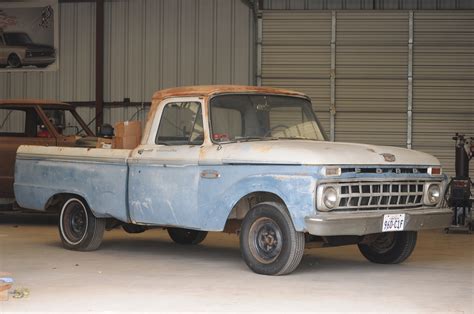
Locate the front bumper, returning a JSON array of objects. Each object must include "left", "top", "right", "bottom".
[
  {"left": 22, "top": 56, "right": 56, "bottom": 65},
  {"left": 305, "top": 207, "right": 452, "bottom": 236}
]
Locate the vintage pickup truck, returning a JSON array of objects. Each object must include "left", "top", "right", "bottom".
[
  {"left": 14, "top": 85, "right": 452, "bottom": 275},
  {"left": 0, "top": 100, "right": 95, "bottom": 208}
]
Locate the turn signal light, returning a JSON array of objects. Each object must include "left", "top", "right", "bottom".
[
  {"left": 428, "top": 167, "right": 442, "bottom": 175},
  {"left": 323, "top": 167, "right": 341, "bottom": 177}
]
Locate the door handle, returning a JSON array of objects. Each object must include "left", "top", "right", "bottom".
[{"left": 137, "top": 148, "right": 153, "bottom": 155}]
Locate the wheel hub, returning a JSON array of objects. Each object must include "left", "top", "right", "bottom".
[
  {"left": 371, "top": 232, "right": 396, "bottom": 253},
  {"left": 249, "top": 218, "right": 283, "bottom": 264}
]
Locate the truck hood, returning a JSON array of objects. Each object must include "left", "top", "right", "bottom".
[{"left": 220, "top": 140, "right": 440, "bottom": 166}]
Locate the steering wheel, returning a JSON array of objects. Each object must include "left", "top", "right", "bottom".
[{"left": 264, "top": 124, "right": 289, "bottom": 137}]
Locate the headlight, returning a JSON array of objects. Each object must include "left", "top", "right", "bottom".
[
  {"left": 322, "top": 186, "right": 338, "bottom": 210},
  {"left": 424, "top": 184, "right": 441, "bottom": 205}
]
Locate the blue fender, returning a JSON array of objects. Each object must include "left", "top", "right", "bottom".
[{"left": 198, "top": 168, "right": 317, "bottom": 231}]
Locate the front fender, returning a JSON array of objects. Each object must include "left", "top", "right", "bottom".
[{"left": 198, "top": 171, "right": 317, "bottom": 231}]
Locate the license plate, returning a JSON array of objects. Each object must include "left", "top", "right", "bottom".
[{"left": 382, "top": 214, "right": 406, "bottom": 232}]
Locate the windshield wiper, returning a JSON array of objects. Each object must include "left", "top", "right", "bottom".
[
  {"left": 216, "top": 136, "right": 277, "bottom": 144},
  {"left": 276, "top": 137, "right": 318, "bottom": 141},
  {"left": 234, "top": 136, "right": 278, "bottom": 142}
]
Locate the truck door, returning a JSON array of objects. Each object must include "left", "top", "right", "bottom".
[
  {"left": 0, "top": 106, "right": 56, "bottom": 203},
  {"left": 128, "top": 98, "right": 204, "bottom": 228}
]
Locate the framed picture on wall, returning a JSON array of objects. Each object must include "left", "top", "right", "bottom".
[{"left": 0, "top": 0, "right": 58, "bottom": 72}]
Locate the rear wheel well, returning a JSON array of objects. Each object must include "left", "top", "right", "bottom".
[
  {"left": 223, "top": 192, "right": 287, "bottom": 234},
  {"left": 45, "top": 193, "right": 84, "bottom": 213}
]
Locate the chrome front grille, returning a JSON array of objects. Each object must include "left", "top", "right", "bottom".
[{"left": 334, "top": 181, "right": 425, "bottom": 211}]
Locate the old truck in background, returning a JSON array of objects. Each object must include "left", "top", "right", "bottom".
[
  {"left": 0, "top": 100, "right": 95, "bottom": 208},
  {"left": 0, "top": 30, "right": 56, "bottom": 69},
  {"left": 14, "top": 86, "right": 452, "bottom": 275}
]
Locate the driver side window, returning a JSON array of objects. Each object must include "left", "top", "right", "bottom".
[{"left": 155, "top": 102, "right": 204, "bottom": 145}]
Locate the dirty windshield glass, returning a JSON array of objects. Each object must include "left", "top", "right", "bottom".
[{"left": 210, "top": 94, "right": 326, "bottom": 143}]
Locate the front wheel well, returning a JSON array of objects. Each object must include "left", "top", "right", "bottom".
[{"left": 223, "top": 192, "right": 287, "bottom": 234}]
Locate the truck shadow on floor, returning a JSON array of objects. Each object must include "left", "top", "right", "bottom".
[
  {"left": 0, "top": 211, "right": 58, "bottom": 225},
  {"left": 42, "top": 234, "right": 382, "bottom": 275}
]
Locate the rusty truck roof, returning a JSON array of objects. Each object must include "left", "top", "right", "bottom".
[
  {"left": 151, "top": 85, "right": 307, "bottom": 101},
  {"left": 0, "top": 99, "right": 72, "bottom": 108}
]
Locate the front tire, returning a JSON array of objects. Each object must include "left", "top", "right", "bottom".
[
  {"left": 167, "top": 228, "right": 208, "bottom": 245},
  {"left": 240, "top": 202, "right": 305, "bottom": 275},
  {"left": 59, "top": 197, "right": 105, "bottom": 251},
  {"left": 358, "top": 231, "right": 417, "bottom": 264}
]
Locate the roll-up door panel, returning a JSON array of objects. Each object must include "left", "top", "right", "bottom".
[
  {"left": 412, "top": 11, "right": 474, "bottom": 181},
  {"left": 262, "top": 10, "right": 473, "bottom": 184},
  {"left": 334, "top": 11, "right": 408, "bottom": 147}
]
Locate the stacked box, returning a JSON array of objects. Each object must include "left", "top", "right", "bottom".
[{"left": 114, "top": 121, "right": 142, "bottom": 149}]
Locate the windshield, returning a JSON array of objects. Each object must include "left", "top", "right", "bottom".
[
  {"left": 4, "top": 33, "right": 33, "bottom": 45},
  {"left": 42, "top": 109, "right": 92, "bottom": 137},
  {"left": 210, "top": 94, "right": 326, "bottom": 143}
]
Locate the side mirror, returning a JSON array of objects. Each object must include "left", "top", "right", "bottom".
[{"left": 97, "top": 124, "right": 114, "bottom": 138}]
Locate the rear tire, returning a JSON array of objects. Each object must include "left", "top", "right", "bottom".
[
  {"left": 240, "top": 202, "right": 305, "bottom": 275},
  {"left": 7, "top": 54, "right": 21, "bottom": 68},
  {"left": 358, "top": 231, "right": 417, "bottom": 264},
  {"left": 59, "top": 197, "right": 105, "bottom": 251},
  {"left": 167, "top": 228, "right": 207, "bottom": 245}
]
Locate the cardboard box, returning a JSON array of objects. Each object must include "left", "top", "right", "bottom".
[
  {"left": 113, "top": 135, "right": 141, "bottom": 149},
  {"left": 96, "top": 137, "right": 114, "bottom": 149},
  {"left": 0, "top": 281, "right": 11, "bottom": 301},
  {"left": 114, "top": 121, "right": 142, "bottom": 149},
  {"left": 115, "top": 120, "right": 142, "bottom": 137}
]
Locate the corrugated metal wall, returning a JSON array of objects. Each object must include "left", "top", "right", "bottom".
[
  {"left": 335, "top": 11, "right": 408, "bottom": 147},
  {"left": 261, "top": 10, "right": 474, "bottom": 180},
  {"left": 261, "top": 11, "right": 331, "bottom": 131},
  {"left": 0, "top": 0, "right": 255, "bottom": 103},
  {"left": 412, "top": 11, "right": 474, "bottom": 180},
  {"left": 0, "top": 2, "right": 97, "bottom": 101},
  {"left": 263, "top": 0, "right": 474, "bottom": 10},
  {"left": 103, "top": 0, "right": 254, "bottom": 102}
]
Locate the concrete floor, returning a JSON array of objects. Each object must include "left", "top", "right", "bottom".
[{"left": 0, "top": 212, "right": 472, "bottom": 313}]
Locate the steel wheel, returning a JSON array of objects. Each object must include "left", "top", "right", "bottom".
[
  {"left": 58, "top": 197, "right": 105, "bottom": 251},
  {"left": 60, "top": 198, "right": 89, "bottom": 245},
  {"left": 369, "top": 232, "right": 397, "bottom": 254},
  {"left": 358, "top": 231, "right": 417, "bottom": 264},
  {"left": 249, "top": 217, "right": 283, "bottom": 264},
  {"left": 240, "top": 202, "right": 305, "bottom": 275}
]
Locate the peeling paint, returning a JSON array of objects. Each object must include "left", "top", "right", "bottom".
[{"left": 14, "top": 86, "right": 446, "bottom": 235}]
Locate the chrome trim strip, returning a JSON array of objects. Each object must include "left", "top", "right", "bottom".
[{"left": 16, "top": 154, "right": 128, "bottom": 164}]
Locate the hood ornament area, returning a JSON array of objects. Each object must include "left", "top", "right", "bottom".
[{"left": 380, "top": 153, "right": 396, "bottom": 162}]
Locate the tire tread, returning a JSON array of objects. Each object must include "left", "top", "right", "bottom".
[{"left": 358, "top": 231, "right": 417, "bottom": 264}]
